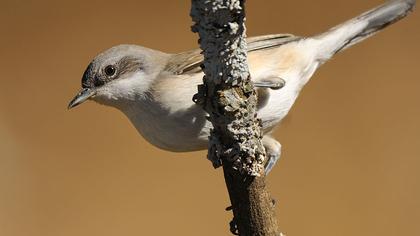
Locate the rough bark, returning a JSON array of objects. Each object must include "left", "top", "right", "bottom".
[{"left": 190, "top": 0, "right": 281, "bottom": 235}]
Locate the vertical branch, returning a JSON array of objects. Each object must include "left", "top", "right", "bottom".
[{"left": 191, "top": 0, "right": 280, "bottom": 235}]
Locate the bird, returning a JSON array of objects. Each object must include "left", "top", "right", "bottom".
[{"left": 68, "top": 0, "right": 415, "bottom": 174}]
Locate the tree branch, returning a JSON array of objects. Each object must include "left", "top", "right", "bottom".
[{"left": 190, "top": 0, "right": 281, "bottom": 235}]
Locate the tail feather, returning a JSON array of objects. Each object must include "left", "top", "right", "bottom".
[{"left": 313, "top": 0, "right": 415, "bottom": 61}]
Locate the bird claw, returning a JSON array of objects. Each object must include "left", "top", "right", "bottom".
[{"left": 229, "top": 218, "right": 239, "bottom": 235}]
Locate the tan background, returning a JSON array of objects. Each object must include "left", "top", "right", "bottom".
[{"left": 1, "top": 0, "right": 419, "bottom": 235}]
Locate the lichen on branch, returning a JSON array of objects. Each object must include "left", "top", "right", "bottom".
[{"left": 191, "top": 0, "right": 266, "bottom": 176}]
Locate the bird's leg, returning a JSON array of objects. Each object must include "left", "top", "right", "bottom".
[
  {"left": 262, "top": 135, "right": 282, "bottom": 174},
  {"left": 256, "top": 87, "right": 270, "bottom": 110},
  {"left": 254, "top": 76, "right": 285, "bottom": 90}
]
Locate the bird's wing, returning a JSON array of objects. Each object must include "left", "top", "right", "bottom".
[{"left": 164, "top": 34, "right": 301, "bottom": 75}]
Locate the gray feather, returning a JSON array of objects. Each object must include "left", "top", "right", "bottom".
[
  {"left": 165, "top": 34, "right": 300, "bottom": 75},
  {"left": 316, "top": 0, "right": 416, "bottom": 57}
]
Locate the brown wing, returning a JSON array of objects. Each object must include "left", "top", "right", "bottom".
[{"left": 164, "top": 34, "right": 301, "bottom": 75}]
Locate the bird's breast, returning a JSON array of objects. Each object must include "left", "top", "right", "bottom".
[{"left": 122, "top": 98, "right": 210, "bottom": 152}]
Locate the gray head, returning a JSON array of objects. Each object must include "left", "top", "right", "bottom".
[{"left": 68, "top": 45, "right": 168, "bottom": 109}]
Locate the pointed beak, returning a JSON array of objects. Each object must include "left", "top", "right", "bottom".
[{"left": 68, "top": 88, "right": 96, "bottom": 109}]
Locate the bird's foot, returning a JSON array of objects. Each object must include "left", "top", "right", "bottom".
[{"left": 263, "top": 136, "right": 282, "bottom": 174}]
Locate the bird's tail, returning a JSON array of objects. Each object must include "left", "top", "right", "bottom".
[{"left": 312, "top": 0, "right": 415, "bottom": 62}]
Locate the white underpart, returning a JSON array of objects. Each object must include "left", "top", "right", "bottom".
[{"left": 256, "top": 41, "right": 320, "bottom": 131}]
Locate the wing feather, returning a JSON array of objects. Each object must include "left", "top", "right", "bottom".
[{"left": 164, "top": 34, "right": 301, "bottom": 75}]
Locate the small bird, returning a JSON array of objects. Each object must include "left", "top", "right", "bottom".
[{"left": 69, "top": 0, "right": 415, "bottom": 173}]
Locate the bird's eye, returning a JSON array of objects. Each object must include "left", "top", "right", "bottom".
[{"left": 104, "top": 65, "right": 116, "bottom": 77}]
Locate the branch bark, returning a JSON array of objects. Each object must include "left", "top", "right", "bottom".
[{"left": 190, "top": 0, "right": 281, "bottom": 235}]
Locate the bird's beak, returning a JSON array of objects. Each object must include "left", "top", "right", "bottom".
[{"left": 68, "top": 88, "right": 96, "bottom": 109}]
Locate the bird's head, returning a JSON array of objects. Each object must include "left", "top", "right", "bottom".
[{"left": 68, "top": 45, "right": 168, "bottom": 109}]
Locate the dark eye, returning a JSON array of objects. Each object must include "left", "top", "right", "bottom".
[{"left": 104, "top": 65, "right": 116, "bottom": 77}]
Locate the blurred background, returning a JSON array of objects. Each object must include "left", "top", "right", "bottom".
[{"left": 1, "top": 0, "right": 419, "bottom": 235}]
